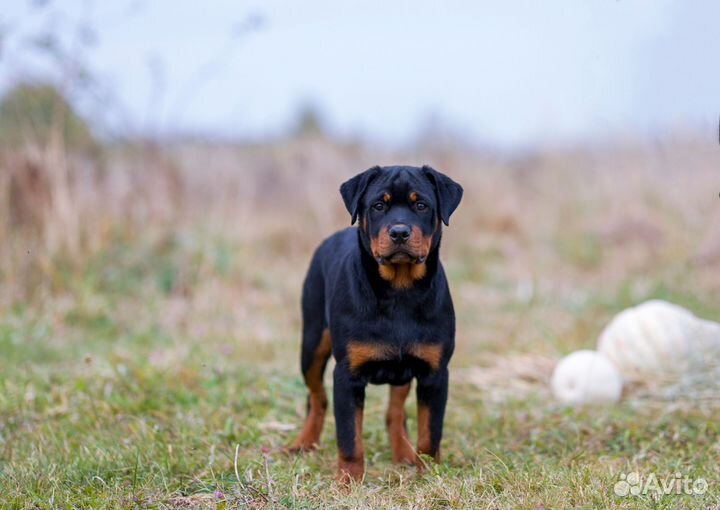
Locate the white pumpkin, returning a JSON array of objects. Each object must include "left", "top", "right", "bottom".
[
  {"left": 597, "top": 300, "right": 720, "bottom": 381},
  {"left": 551, "top": 350, "right": 623, "bottom": 405}
]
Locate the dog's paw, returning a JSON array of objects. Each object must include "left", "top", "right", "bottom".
[{"left": 284, "top": 440, "right": 318, "bottom": 454}]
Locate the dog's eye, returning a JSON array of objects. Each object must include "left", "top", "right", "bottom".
[
  {"left": 373, "top": 202, "right": 386, "bottom": 211},
  {"left": 415, "top": 202, "right": 428, "bottom": 211}
]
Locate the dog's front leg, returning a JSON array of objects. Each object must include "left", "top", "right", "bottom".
[
  {"left": 415, "top": 367, "right": 449, "bottom": 469},
  {"left": 333, "top": 364, "right": 366, "bottom": 483}
]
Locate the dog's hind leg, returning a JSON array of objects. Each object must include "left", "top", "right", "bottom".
[
  {"left": 386, "top": 383, "right": 417, "bottom": 464},
  {"left": 289, "top": 260, "right": 331, "bottom": 452}
]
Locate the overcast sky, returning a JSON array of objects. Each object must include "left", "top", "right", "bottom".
[{"left": 1, "top": 0, "right": 719, "bottom": 147}]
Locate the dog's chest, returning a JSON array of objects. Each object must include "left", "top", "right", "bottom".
[{"left": 347, "top": 340, "right": 441, "bottom": 385}]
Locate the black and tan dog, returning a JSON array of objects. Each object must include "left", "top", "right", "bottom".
[{"left": 289, "top": 165, "right": 463, "bottom": 482}]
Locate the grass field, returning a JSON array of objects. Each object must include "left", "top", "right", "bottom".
[{"left": 1, "top": 135, "right": 720, "bottom": 508}]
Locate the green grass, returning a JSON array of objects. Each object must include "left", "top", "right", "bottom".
[{"left": 2, "top": 227, "right": 720, "bottom": 509}]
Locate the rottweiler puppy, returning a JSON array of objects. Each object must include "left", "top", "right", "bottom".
[{"left": 289, "top": 165, "right": 463, "bottom": 483}]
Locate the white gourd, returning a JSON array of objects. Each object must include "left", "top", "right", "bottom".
[
  {"left": 551, "top": 350, "right": 623, "bottom": 405},
  {"left": 597, "top": 300, "right": 720, "bottom": 381}
]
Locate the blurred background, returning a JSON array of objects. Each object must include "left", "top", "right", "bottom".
[
  {"left": 2, "top": 1, "right": 720, "bottom": 506},
  {"left": 3, "top": 1, "right": 720, "bottom": 144}
]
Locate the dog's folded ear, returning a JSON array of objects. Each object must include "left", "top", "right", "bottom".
[
  {"left": 422, "top": 165, "right": 463, "bottom": 226},
  {"left": 339, "top": 166, "right": 381, "bottom": 224}
]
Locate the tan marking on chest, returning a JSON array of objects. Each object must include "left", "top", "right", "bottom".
[
  {"left": 377, "top": 262, "right": 427, "bottom": 289},
  {"left": 346, "top": 341, "right": 443, "bottom": 372},
  {"left": 408, "top": 343, "right": 443, "bottom": 371},
  {"left": 346, "top": 342, "right": 399, "bottom": 371}
]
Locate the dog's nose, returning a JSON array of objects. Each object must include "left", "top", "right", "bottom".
[{"left": 388, "top": 224, "right": 411, "bottom": 244}]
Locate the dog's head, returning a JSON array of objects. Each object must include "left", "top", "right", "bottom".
[{"left": 340, "top": 165, "right": 463, "bottom": 272}]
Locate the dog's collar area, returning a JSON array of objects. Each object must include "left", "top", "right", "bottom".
[
  {"left": 374, "top": 254, "right": 426, "bottom": 265},
  {"left": 377, "top": 261, "right": 428, "bottom": 289}
]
